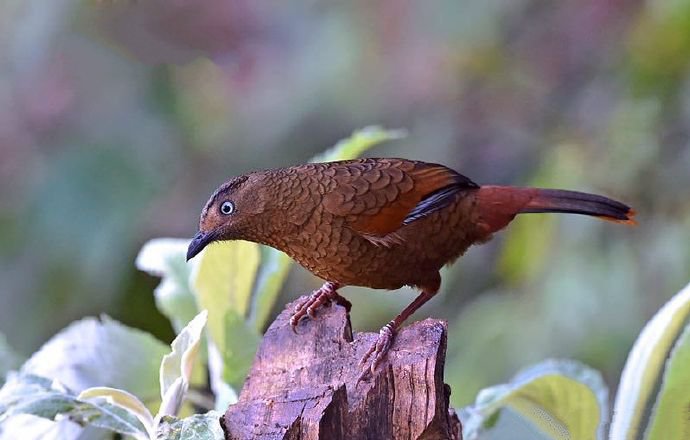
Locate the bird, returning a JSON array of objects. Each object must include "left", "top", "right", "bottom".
[{"left": 186, "top": 158, "right": 635, "bottom": 377}]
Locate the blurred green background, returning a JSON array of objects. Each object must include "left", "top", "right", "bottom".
[{"left": 1, "top": 0, "right": 689, "bottom": 406}]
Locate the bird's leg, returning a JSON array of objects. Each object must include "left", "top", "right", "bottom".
[
  {"left": 289, "top": 281, "right": 348, "bottom": 329},
  {"left": 358, "top": 280, "right": 440, "bottom": 381}
]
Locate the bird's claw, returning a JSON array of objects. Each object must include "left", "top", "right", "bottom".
[
  {"left": 356, "top": 323, "right": 395, "bottom": 384},
  {"left": 289, "top": 282, "right": 346, "bottom": 332},
  {"left": 307, "top": 304, "right": 318, "bottom": 319}
]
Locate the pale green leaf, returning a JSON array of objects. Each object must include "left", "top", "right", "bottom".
[
  {"left": 462, "top": 359, "right": 607, "bottom": 440},
  {"left": 466, "top": 408, "right": 553, "bottom": 440},
  {"left": 156, "top": 412, "right": 224, "bottom": 440},
  {"left": 644, "top": 321, "right": 690, "bottom": 439},
  {"left": 136, "top": 238, "right": 199, "bottom": 333},
  {"left": 78, "top": 387, "right": 154, "bottom": 438},
  {"left": 136, "top": 238, "right": 208, "bottom": 405},
  {"left": 159, "top": 310, "right": 208, "bottom": 418},
  {"left": 190, "top": 241, "right": 258, "bottom": 414},
  {"left": 309, "top": 125, "right": 407, "bottom": 163},
  {"left": 158, "top": 377, "right": 186, "bottom": 423},
  {"left": 0, "top": 373, "right": 148, "bottom": 439},
  {"left": 192, "top": 241, "right": 260, "bottom": 348},
  {"left": 80, "top": 403, "right": 149, "bottom": 440},
  {"left": 247, "top": 247, "right": 292, "bottom": 332},
  {"left": 222, "top": 312, "right": 261, "bottom": 388},
  {"left": 610, "top": 281, "right": 690, "bottom": 440},
  {"left": 0, "top": 373, "right": 69, "bottom": 419},
  {"left": 247, "top": 126, "right": 406, "bottom": 331},
  {"left": 20, "top": 316, "right": 168, "bottom": 403}
]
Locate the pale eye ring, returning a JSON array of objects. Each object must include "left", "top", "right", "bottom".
[{"left": 220, "top": 200, "right": 235, "bottom": 215}]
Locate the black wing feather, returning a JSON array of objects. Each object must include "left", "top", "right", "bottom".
[{"left": 402, "top": 172, "right": 478, "bottom": 225}]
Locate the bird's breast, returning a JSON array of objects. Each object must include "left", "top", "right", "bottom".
[{"left": 274, "top": 199, "right": 471, "bottom": 289}]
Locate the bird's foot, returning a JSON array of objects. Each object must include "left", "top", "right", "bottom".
[
  {"left": 357, "top": 322, "right": 396, "bottom": 384},
  {"left": 289, "top": 282, "right": 348, "bottom": 330}
]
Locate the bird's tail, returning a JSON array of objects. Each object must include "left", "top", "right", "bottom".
[{"left": 473, "top": 185, "right": 636, "bottom": 235}]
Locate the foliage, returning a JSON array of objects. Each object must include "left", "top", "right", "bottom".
[
  {"left": 0, "top": 373, "right": 148, "bottom": 438},
  {"left": 609, "top": 282, "right": 690, "bottom": 439},
  {"left": 21, "top": 316, "right": 169, "bottom": 403},
  {"left": 0, "top": 310, "right": 208, "bottom": 440},
  {"left": 463, "top": 281, "right": 690, "bottom": 440},
  {"left": 461, "top": 360, "right": 607, "bottom": 440}
]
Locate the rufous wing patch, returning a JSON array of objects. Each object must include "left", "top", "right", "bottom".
[{"left": 322, "top": 160, "right": 476, "bottom": 238}]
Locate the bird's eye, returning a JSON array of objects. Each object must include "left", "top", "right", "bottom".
[{"left": 220, "top": 201, "right": 235, "bottom": 215}]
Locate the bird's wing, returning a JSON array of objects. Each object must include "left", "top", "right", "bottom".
[{"left": 321, "top": 158, "right": 477, "bottom": 239}]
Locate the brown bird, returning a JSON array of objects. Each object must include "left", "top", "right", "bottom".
[{"left": 186, "top": 158, "right": 635, "bottom": 376}]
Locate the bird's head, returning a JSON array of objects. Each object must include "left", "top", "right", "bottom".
[{"left": 186, "top": 173, "right": 266, "bottom": 261}]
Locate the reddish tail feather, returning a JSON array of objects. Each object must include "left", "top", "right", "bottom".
[{"left": 474, "top": 185, "right": 636, "bottom": 235}]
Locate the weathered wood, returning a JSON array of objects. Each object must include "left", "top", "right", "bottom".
[{"left": 221, "top": 296, "right": 462, "bottom": 440}]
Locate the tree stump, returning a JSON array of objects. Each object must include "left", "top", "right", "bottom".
[{"left": 221, "top": 296, "right": 462, "bottom": 440}]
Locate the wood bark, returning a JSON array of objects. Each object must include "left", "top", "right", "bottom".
[{"left": 221, "top": 296, "right": 462, "bottom": 440}]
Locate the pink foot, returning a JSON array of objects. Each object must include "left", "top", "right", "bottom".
[
  {"left": 357, "top": 322, "right": 396, "bottom": 383},
  {"left": 289, "top": 282, "right": 348, "bottom": 330}
]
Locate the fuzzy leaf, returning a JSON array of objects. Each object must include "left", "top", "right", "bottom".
[
  {"left": 462, "top": 359, "right": 608, "bottom": 440},
  {"left": 192, "top": 241, "right": 260, "bottom": 343},
  {"left": 222, "top": 312, "right": 261, "bottom": 387},
  {"left": 191, "top": 240, "right": 260, "bottom": 396},
  {"left": 247, "top": 247, "right": 292, "bottom": 332},
  {"left": 159, "top": 310, "right": 208, "bottom": 419},
  {"left": 0, "top": 373, "right": 148, "bottom": 440},
  {"left": 78, "top": 387, "right": 154, "bottom": 438},
  {"left": 20, "top": 316, "right": 168, "bottom": 403},
  {"left": 644, "top": 322, "right": 690, "bottom": 439},
  {"left": 156, "top": 412, "right": 224, "bottom": 440},
  {"left": 610, "top": 281, "right": 690, "bottom": 439},
  {"left": 136, "top": 238, "right": 199, "bottom": 333}
]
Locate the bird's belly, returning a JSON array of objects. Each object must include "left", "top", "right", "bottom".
[
  {"left": 289, "top": 230, "right": 472, "bottom": 290},
  {"left": 282, "top": 194, "right": 479, "bottom": 290},
  {"left": 287, "top": 233, "right": 405, "bottom": 289}
]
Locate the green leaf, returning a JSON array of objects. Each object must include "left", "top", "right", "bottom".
[
  {"left": 158, "top": 310, "right": 208, "bottom": 419},
  {"left": 78, "top": 402, "right": 149, "bottom": 440},
  {"left": 20, "top": 316, "right": 169, "bottom": 403},
  {"left": 192, "top": 240, "right": 260, "bottom": 346},
  {"left": 78, "top": 386, "right": 154, "bottom": 439},
  {"left": 645, "top": 322, "right": 690, "bottom": 439},
  {"left": 610, "top": 281, "right": 690, "bottom": 439},
  {"left": 308, "top": 125, "right": 407, "bottom": 163},
  {"left": 0, "top": 374, "right": 67, "bottom": 418},
  {"left": 191, "top": 240, "right": 260, "bottom": 400},
  {"left": 222, "top": 312, "right": 261, "bottom": 388},
  {"left": 136, "top": 238, "right": 200, "bottom": 333},
  {"left": 156, "top": 412, "right": 224, "bottom": 440},
  {"left": 462, "top": 359, "right": 608, "bottom": 440},
  {"left": 0, "top": 373, "right": 149, "bottom": 440},
  {"left": 247, "top": 247, "right": 292, "bottom": 332},
  {"left": 247, "top": 126, "right": 407, "bottom": 331}
]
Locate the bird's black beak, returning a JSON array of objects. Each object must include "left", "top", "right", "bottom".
[{"left": 187, "top": 231, "right": 214, "bottom": 261}]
